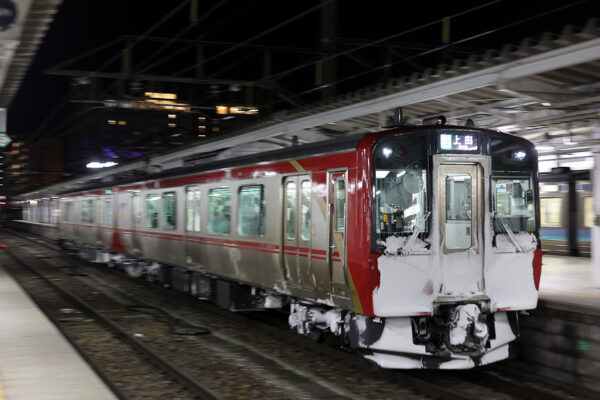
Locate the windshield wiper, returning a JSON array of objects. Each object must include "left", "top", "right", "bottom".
[
  {"left": 495, "top": 212, "right": 523, "bottom": 252},
  {"left": 401, "top": 211, "right": 431, "bottom": 255}
]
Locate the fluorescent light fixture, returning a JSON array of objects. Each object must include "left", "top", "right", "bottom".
[
  {"left": 376, "top": 170, "right": 390, "bottom": 179},
  {"left": 535, "top": 145, "right": 554, "bottom": 151},
  {"left": 86, "top": 162, "right": 118, "bottom": 169},
  {"left": 541, "top": 102, "right": 551, "bottom": 107},
  {"left": 497, "top": 125, "right": 518, "bottom": 132},
  {"left": 541, "top": 184, "right": 559, "bottom": 192},
  {"left": 396, "top": 170, "right": 406, "bottom": 178},
  {"left": 382, "top": 147, "right": 392, "bottom": 157},
  {"left": 376, "top": 190, "right": 381, "bottom": 195}
]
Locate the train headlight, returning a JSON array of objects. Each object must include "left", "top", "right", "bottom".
[{"left": 514, "top": 151, "right": 527, "bottom": 160}]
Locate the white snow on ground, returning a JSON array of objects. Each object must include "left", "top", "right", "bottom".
[{"left": 495, "top": 232, "right": 537, "bottom": 252}]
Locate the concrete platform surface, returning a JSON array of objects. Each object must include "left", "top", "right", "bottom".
[
  {"left": 539, "top": 255, "right": 600, "bottom": 312},
  {"left": 0, "top": 264, "right": 117, "bottom": 400}
]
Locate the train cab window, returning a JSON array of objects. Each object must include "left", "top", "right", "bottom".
[
  {"left": 334, "top": 179, "right": 345, "bottom": 232},
  {"left": 208, "top": 187, "right": 231, "bottom": 234},
  {"left": 286, "top": 182, "right": 296, "bottom": 239},
  {"left": 81, "top": 199, "right": 94, "bottom": 224},
  {"left": 238, "top": 185, "right": 265, "bottom": 236},
  {"left": 373, "top": 134, "right": 429, "bottom": 243},
  {"left": 301, "top": 180, "right": 311, "bottom": 240},
  {"left": 186, "top": 188, "right": 201, "bottom": 232},
  {"left": 490, "top": 137, "right": 537, "bottom": 233},
  {"left": 540, "top": 198, "right": 562, "bottom": 227},
  {"left": 162, "top": 192, "right": 176, "bottom": 230},
  {"left": 583, "top": 197, "right": 594, "bottom": 228},
  {"left": 103, "top": 198, "right": 113, "bottom": 226},
  {"left": 146, "top": 194, "right": 160, "bottom": 228}
]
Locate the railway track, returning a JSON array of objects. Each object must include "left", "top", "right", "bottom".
[
  {"left": 1, "top": 241, "right": 219, "bottom": 400},
  {"left": 1, "top": 229, "right": 594, "bottom": 400}
]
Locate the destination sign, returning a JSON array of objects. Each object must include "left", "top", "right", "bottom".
[{"left": 439, "top": 133, "right": 478, "bottom": 151}]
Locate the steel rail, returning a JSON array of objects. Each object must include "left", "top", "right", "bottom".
[{"left": 1, "top": 243, "right": 222, "bottom": 400}]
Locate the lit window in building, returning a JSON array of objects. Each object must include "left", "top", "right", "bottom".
[
  {"left": 108, "top": 120, "right": 116, "bottom": 125},
  {"left": 198, "top": 125, "right": 206, "bottom": 133},
  {"left": 168, "top": 114, "right": 177, "bottom": 119},
  {"left": 118, "top": 121, "right": 127, "bottom": 126},
  {"left": 168, "top": 123, "right": 177, "bottom": 128},
  {"left": 212, "top": 127, "right": 219, "bottom": 133},
  {"left": 198, "top": 116, "right": 206, "bottom": 122},
  {"left": 145, "top": 92, "right": 177, "bottom": 100}
]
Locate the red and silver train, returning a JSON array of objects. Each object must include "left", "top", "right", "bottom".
[{"left": 22, "top": 124, "right": 542, "bottom": 369}]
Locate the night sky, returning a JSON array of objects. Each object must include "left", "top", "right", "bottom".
[{"left": 7, "top": 0, "right": 598, "bottom": 139}]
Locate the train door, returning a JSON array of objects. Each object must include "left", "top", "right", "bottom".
[
  {"left": 131, "top": 193, "right": 142, "bottom": 255},
  {"left": 438, "top": 164, "right": 484, "bottom": 295},
  {"left": 283, "top": 175, "right": 314, "bottom": 291},
  {"left": 328, "top": 171, "right": 349, "bottom": 295}
]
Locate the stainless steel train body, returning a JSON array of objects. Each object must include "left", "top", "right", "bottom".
[
  {"left": 31, "top": 126, "right": 542, "bottom": 369},
  {"left": 540, "top": 169, "right": 593, "bottom": 256}
]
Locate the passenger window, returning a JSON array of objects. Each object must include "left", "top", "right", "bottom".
[
  {"left": 163, "top": 192, "right": 176, "bottom": 230},
  {"left": 583, "top": 197, "right": 594, "bottom": 228},
  {"left": 238, "top": 185, "right": 265, "bottom": 236},
  {"left": 286, "top": 182, "right": 296, "bottom": 239},
  {"left": 334, "top": 179, "right": 345, "bottom": 232},
  {"left": 146, "top": 194, "right": 160, "bottom": 228},
  {"left": 133, "top": 195, "right": 142, "bottom": 227},
  {"left": 186, "top": 188, "right": 201, "bottom": 232},
  {"left": 104, "top": 198, "right": 113, "bottom": 226},
  {"left": 81, "top": 199, "right": 94, "bottom": 224},
  {"left": 301, "top": 181, "right": 311, "bottom": 240},
  {"left": 540, "top": 198, "right": 562, "bottom": 227},
  {"left": 208, "top": 188, "right": 231, "bottom": 234},
  {"left": 63, "top": 202, "right": 71, "bottom": 222}
]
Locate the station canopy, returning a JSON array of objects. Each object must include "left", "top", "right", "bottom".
[{"left": 11, "top": 16, "right": 600, "bottom": 199}]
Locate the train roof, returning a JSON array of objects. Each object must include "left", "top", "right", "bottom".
[{"left": 20, "top": 125, "right": 534, "bottom": 198}]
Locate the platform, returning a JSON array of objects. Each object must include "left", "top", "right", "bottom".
[
  {"left": 0, "top": 263, "right": 117, "bottom": 400},
  {"left": 539, "top": 254, "right": 600, "bottom": 312}
]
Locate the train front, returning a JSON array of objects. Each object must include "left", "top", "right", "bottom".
[{"left": 353, "top": 126, "right": 541, "bottom": 369}]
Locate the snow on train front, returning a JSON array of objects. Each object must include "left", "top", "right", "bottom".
[{"left": 349, "top": 127, "right": 541, "bottom": 368}]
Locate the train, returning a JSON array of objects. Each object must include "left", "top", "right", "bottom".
[
  {"left": 540, "top": 168, "right": 593, "bottom": 256},
  {"left": 17, "top": 123, "right": 542, "bottom": 369}
]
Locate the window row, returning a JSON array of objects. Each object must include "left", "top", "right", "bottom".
[
  {"left": 540, "top": 196, "right": 595, "bottom": 228},
  {"left": 145, "top": 185, "right": 267, "bottom": 236},
  {"left": 63, "top": 198, "right": 112, "bottom": 225}
]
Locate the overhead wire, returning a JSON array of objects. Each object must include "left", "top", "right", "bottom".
[
  {"left": 173, "top": 0, "right": 334, "bottom": 77},
  {"left": 266, "top": 0, "right": 591, "bottom": 108},
  {"left": 31, "top": 1, "right": 192, "bottom": 140}
]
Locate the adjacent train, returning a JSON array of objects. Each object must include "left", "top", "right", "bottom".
[
  {"left": 540, "top": 168, "right": 593, "bottom": 256},
  {"left": 20, "top": 124, "right": 542, "bottom": 369}
]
